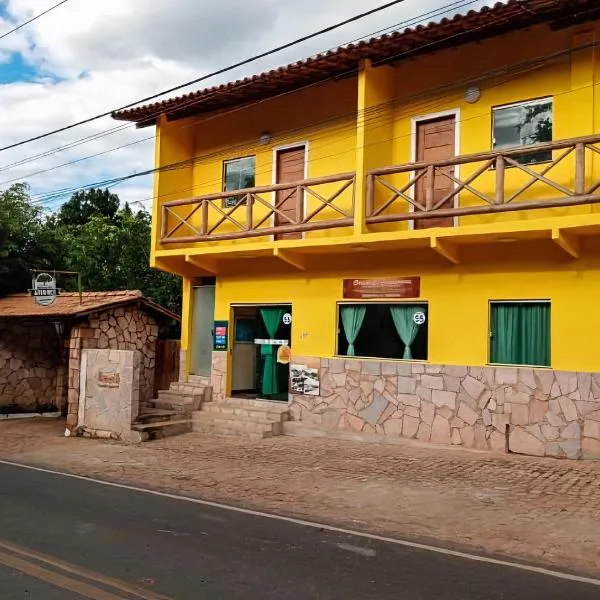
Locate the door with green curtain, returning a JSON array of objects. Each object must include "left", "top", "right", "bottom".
[{"left": 256, "top": 305, "right": 292, "bottom": 401}]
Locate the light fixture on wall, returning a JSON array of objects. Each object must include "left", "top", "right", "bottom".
[
  {"left": 464, "top": 86, "right": 481, "bottom": 104},
  {"left": 259, "top": 132, "right": 272, "bottom": 145}
]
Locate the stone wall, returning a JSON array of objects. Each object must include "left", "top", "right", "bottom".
[
  {"left": 211, "top": 352, "right": 227, "bottom": 402},
  {"left": 0, "top": 320, "right": 60, "bottom": 412},
  {"left": 66, "top": 306, "right": 158, "bottom": 431},
  {"left": 289, "top": 357, "right": 600, "bottom": 460}
]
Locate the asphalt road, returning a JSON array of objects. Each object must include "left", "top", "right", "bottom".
[{"left": 0, "top": 462, "right": 597, "bottom": 600}]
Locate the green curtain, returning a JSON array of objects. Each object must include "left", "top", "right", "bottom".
[
  {"left": 491, "top": 303, "right": 550, "bottom": 366},
  {"left": 340, "top": 305, "right": 366, "bottom": 356},
  {"left": 390, "top": 304, "right": 426, "bottom": 359},
  {"left": 259, "top": 307, "right": 284, "bottom": 396}
]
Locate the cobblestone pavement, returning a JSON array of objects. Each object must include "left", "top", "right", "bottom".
[{"left": 1, "top": 419, "right": 599, "bottom": 574}]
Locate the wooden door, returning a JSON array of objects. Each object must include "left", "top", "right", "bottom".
[
  {"left": 274, "top": 147, "right": 305, "bottom": 241},
  {"left": 414, "top": 116, "right": 456, "bottom": 229},
  {"left": 154, "top": 339, "right": 180, "bottom": 396}
]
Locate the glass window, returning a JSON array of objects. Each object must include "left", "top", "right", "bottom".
[
  {"left": 223, "top": 156, "right": 255, "bottom": 208},
  {"left": 490, "top": 301, "right": 550, "bottom": 367},
  {"left": 337, "top": 303, "right": 428, "bottom": 360},
  {"left": 492, "top": 98, "right": 552, "bottom": 165}
]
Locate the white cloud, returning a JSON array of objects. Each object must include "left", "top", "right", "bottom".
[{"left": 0, "top": 0, "right": 492, "bottom": 211}]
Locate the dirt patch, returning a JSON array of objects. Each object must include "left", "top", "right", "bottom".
[{"left": 2, "top": 419, "right": 599, "bottom": 574}]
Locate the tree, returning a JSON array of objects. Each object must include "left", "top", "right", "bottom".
[
  {"left": 56, "top": 188, "right": 120, "bottom": 227},
  {"left": 0, "top": 184, "right": 182, "bottom": 316},
  {"left": 0, "top": 184, "right": 52, "bottom": 296}
]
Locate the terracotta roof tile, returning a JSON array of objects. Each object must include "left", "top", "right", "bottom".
[
  {"left": 0, "top": 290, "right": 180, "bottom": 321},
  {"left": 112, "top": 0, "right": 599, "bottom": 124}
]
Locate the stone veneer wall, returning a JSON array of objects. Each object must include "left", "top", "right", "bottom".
[
  {"left": 66, "top": 307, "right": 158, "bottom": 431},
  {"left": 289, "top": 357, "right": 600, "bottom": 460},
  {"left": 0, "top": 320, "right": 60, "bottom": 412},
  {"left": 211, "top": 352, "right": 227, "bottom": 402}
]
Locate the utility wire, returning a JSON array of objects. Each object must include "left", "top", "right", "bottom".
[
  {"left": 0, "top": 0, "right": 410, "bottom": 154},
  {"left": 0, "top": 0, "right": 71, "bottom": 42},
  {"left": 0, "top": 0, "right": 479, "bottom": 181}
]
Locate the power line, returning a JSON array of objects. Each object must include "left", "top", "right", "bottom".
[
  {"left": 35, "top": 39, "right": 595, "bottom": 209},
  {"left": 0, "top": 0, "right": 411, "bottom": 154},
  {"left": 0, "top": 0, "right": 479, "bottom": 182},
  {"left": 28, "top": 2, "right": 548, "bottom": 205},
  {"left": 31, "top": 0, "right": 592, "bottom": 208},
  {"left": 0, "top": 0, "right": 71, "bottom": 42}
]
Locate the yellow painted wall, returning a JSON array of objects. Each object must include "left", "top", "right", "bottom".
[
  {"left": 177, "top": 77, "right": 358, "bottom": 246},
  {"left": 213, "top": 245, "right": 600, "bottom": 373},
  {"left": 382, "top": 21, "right": 600, "bottom": 228},
  {"left": 153, "top": 19, "right": 600, "bottom": 256}
]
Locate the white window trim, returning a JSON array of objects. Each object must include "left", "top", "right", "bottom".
[
  {"left": 271, "top": 141, "right": 309, "bottom": 242},
  {"left": 409, "top": 109, "right": 461, "bottom": 230},
  {"left": 222, "top": 155, "right": 256, "bottom": 207},
  {"left": 487, "top": 299, "right": 551, "bottom": 368}
]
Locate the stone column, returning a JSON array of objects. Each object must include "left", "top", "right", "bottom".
[{"left": 66, "top": 326, "right": 83, "bottom": 431}]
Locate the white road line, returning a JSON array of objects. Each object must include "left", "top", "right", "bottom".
[
  {"left": 337, "top": 543, "right": 376, "bottom": 557},
  {"left": 1, "top": 459, "right": 599, "bottom": 588}
]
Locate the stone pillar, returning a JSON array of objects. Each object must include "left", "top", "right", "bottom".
[
  {"left": 66, "top": 326, "right": 83, "bottom": 431},
  {"left": 179, "top": 348, "right": 187, "bottom": 382},
  {"left": 210, "top": 352, "right": 227, "bottom": 402}
]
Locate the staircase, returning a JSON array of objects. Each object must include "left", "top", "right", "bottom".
[
  {"left": 193, "top": 397, "right": 290, "bottom": 439},
  {"left": 132, "top": 380, "right": 212, "bottom": 440}
]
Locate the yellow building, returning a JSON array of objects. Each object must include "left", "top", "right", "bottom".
[{"left": 114, "top": 0, "right": 600, "bottom": 459}]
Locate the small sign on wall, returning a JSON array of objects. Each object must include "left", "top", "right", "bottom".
[
  {"left": 96, "top": 371, "right": 120, "bottom": 388},
  {"left": 213, "top": 321, "right": 229, "bottom": 351},
  {"left": 342, "top": 277, "right": 420, "bottom": 299},
  {"left": 290, "top": 364, "right": 320, "bottom": 396}
]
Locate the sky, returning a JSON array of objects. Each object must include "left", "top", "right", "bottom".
[{"left": 0, "top": 0, "right": 492, "bottom": 213}]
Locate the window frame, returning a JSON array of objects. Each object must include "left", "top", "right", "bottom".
[
  {"left": 491, "top": 96, "right": 553, "bottom": 166},
  {"left": 487, "top": 299, "right": 551, "bottom": 368},
  {"left": 335, "top": 300, "right": 429, "bottom": 361},
  {"left": 222, "top": 155, "right": 256, "bottom": 208}
]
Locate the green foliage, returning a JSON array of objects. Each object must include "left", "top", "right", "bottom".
[{"left": 0, "top": 185, "right": 182, "bottom": 315}]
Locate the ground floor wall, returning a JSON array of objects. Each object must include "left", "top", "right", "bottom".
[
  {"left": 191, "top": 253, "right": 600, "bottom": 458},
  {"left": 290, "top": 356, "right": 600, "bottom": 459},
  {"left": 0, "top": 320, "right": 61, "bottom": 412}
]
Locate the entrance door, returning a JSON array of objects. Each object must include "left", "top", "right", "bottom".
[
  {"left": 190, "top": 284, "right": 216, "bottom": 377},
  {"left": 274, "top": 146, "right": 305, "bottom": 241},
  {"left": 414, "top": 116, "right": 456, "bottom": 229},
  {"left": 231, "top": 305, "right": 291, "bottom": 402}
]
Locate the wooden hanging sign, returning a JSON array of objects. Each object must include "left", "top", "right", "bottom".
[{"left": 342, "top": 277, "right": 420, "bottom": 299}]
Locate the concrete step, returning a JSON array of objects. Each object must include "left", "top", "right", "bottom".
[
  {"left": 157, "top": 390, "right": 204, "bottom": 411},
  {"left": 221, "top": 397, "right": 289, "bottom": 411},
  {"left": 193, "top": 412, "right": 282, "bottom": 438},
  {"left": 135, "top": 409, "right": 179, "bottom": 423},
  {"left": 202, "top": 402, "right": 290, "bottom": 422},
  {"left": 169, "top": 382, "right": 212, "bottom": 400},
  {"left": 131, "top": 418, "right": 193, "bottom": 441}
]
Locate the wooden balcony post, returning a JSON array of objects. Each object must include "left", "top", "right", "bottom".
[
  {"left": 160, "top": 205, "right": 168, "bottom": 240},
  {"left": 495, "top": 155, "right": 505, "bottom": 204},
  {"left": 296, "top": 186, "right": 303, "bottom": 224},
  {"left": 200, "top": 199, "right": 208, "bottom": 235},
  {"left": 575, "top": 143, "right": 586, "bottom": 195},
  {"left": 425, "top": 165, "right": 435, "bottom": 210},
  {"left": 246, "top": 193, "right": 253, "bottom": 230},
  {"left": 365, "top": 174, "right": 374, "bottom": 217}
]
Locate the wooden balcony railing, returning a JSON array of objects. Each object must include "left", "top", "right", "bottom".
[
  {"left": 366, "top": 134, "right": 600, "bottom": 225},
  {"left": 160, "top": 173, "right": 355, "bottom": 243}
]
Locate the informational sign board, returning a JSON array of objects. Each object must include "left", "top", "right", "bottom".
[
  {"left": 213, "top": 321, "right": 229, "bottom": 351},
  {"left": 29, "top": 272, "right": 60, "bottom": 306},
  {"left": 342, "top": 277, "right": 420, "bottom": 299}
]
